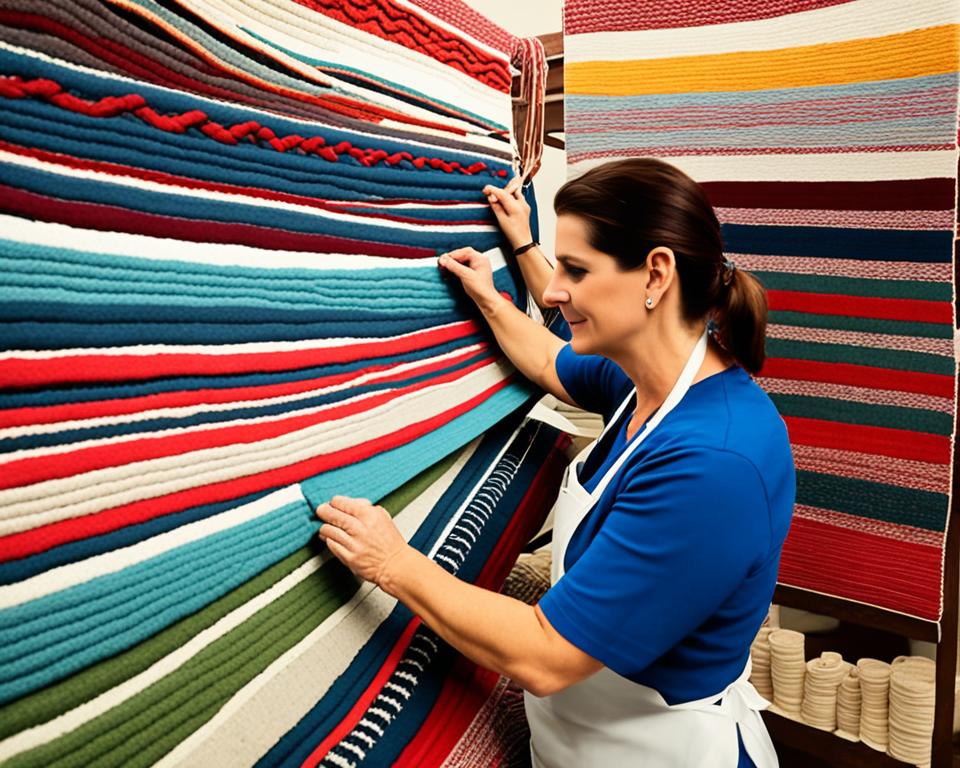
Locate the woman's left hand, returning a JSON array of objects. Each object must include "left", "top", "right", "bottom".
[{"left": 316, "top": 495, "right": 409, "bottom": 586}]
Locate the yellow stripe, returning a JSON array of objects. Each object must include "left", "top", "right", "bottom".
[{"left": 566, "top": 24, "right": 959, "bottom": 95}]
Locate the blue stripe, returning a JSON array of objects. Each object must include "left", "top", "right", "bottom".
[
  {"left": 0, "top": 162, "right": 502, "bottom": 253},
  {"left": 721, "top": 224, "right": 952, "bottom": 263},
  {"left": 0, "top": 107, "right": 497, "bottom": 203},
  {"left": 0, "top": 47, "right": 513, "bottom": 175}
]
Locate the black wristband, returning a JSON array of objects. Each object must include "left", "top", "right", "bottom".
[{"left": 512, "top": 240, "right": 539, "bottom": 257}]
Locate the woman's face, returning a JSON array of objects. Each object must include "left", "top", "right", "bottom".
[{"left": 544, "top": 214, "right": 649, "bottom": 357}]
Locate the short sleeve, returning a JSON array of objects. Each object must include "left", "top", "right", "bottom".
[
  {"left": 538, "top": 447, "right": 772, "bottom": 677},
  {"left": 554, "top": 344, "right": 632, "bottom": 418}
]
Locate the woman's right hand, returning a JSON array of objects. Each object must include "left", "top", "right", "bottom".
[{"left": 438, "top": 247, "right": 504, "bottom": 313}]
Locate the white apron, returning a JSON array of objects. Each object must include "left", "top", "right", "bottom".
[{"left": 525, "top": 331, "right": 778, "bottom": 767}]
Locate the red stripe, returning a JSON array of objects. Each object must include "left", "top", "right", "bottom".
[
  {"left": 0, "top": 184, "right": 436, "bottom": 260},
  {"left": 301, "top": 616, "right": 424, "bottom": 768},
  {"left": 0, "top": 141, "right": 487, "bottom": 225},
  {"left": 0, "top": 376, "right": 515, "bottom": 562},
  {"left": 0, "top": 355, "right": 496, "bottom": 490},
  {"left": 0, "top": 320, "right": 478, "bottom": 388},
  {"left": 393, "top": 658, "right": 500, "bottom": 768},
  {"left": 0, "top": 344, "right": 489, "bottom": 429},
  {"left": 784, "top": 416, "right": 950, "bottom": 464},
  {"left": 761, "top": 358, "right": 954, "bottom": 398},
  {"left": 779, "top": 516, "right": 942, "bottom": 620},
  {"left": 767, "top": 290, "right": 951, "bottom": 324}
]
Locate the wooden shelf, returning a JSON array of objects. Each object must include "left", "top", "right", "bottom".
[
  {"left": 773, "top": 585, "right": 940, "bottom": 643},
  {"left": 762, "top": 711, "right": 914, "bottom": 768}
]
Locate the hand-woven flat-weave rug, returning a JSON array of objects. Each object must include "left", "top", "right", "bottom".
[
  {"left": 0, "top": 1, "right": 556, "bottom": 765},
  {"left": 564, "top": 0, "right": 960, "bottom": 625}
]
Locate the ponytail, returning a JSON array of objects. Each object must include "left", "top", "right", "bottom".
[{"left": 713, "top": 267, "right": 767, "bottom": 374}]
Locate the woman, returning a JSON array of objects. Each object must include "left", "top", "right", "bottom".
[{"left": 316, "top": 158, "right": 795, "bottom": 767}]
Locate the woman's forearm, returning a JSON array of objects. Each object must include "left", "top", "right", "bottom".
[
  {"left": 475, "top": 292, "right": 567, "bottom": 400},
  {"left": 380, "top": 546, "right": 592, "bottom": 696}
]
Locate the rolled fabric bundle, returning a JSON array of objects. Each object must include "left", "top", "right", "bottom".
[
  {"left": 768, "top": 629, "right": 805, "bottom": 719},
  {"left": 750, "top": 626, "right": 774, "bottom": 700},
  {"left": 857, "top": 658, "right": 892, "bottom": 751},
  {"left": 835, "top": 666, "right": 862, "bottom": 741},
  {"left": 801, "top": 652, "right": 847, "bottom": 730},
  {"left": 888, "top": 658, "right": 935, "bottom": 768}
]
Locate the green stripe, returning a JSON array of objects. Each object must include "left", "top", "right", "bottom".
[
  {"left": 0, "top": 455, "right": 455, "bottom": 751},
  {"left": 766, "top": 338, "right": 953, "bottom": 375},
  {"left": 756, "top": 271, "right": 951, "bottom": 301},
  {"left": 797, "top": 471, "right": 947, "bottom": 532},
  {"left": 0, "top": 546, "right": 312, "bottom": 741},
  {"left": 768, "top": 394, "right": 952, "bottom": 436},
  {"left": 768, "top": 311, "right": 952, "bottom": 339},
  {"left": 13, "top": 559, "right": 360, "bottom": 768}
]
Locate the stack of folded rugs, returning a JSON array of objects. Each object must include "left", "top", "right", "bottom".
[
  {"left": 751, "top": 628, "right": 937, "bottom": 767},
  {"left": 0, "top": 1, "right": 562, "bottom": 766}
]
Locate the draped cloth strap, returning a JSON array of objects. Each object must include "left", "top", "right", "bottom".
[{"left": 511, "top": 37, "right": 547, "bottom": 182}]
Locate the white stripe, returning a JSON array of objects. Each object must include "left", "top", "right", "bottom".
[
  {"left": 0, "top": 151, "right": 495, "bottom": 235},
  {"left": 196, "top": 0, "right": 507, "bottom": 120},
  {"left": 0, "top": 356, "right": 503, "bottom": 466},
  {"left": 155, "top": 444, "right": 477, "bottom": 768},
  {"left": 0, "top": 360, "right": 513, "bottom": 531},
  {"left": 0, "top": 216, "right": 509, "bottom": 274},
  {"left": 0, "top": 485, "right": 303, "bottom": 609},
  {"left": 0, "top": 343, "right": 485, "bottom": 439},
  {"left": 568, "top": 150, "right": 958, "bottom": 182},
  {"left": 0, "top": 40, "right": 510, "bottom": 154},
  {"left": 565, "top": 0, "right": 959, "bottom": 62}
]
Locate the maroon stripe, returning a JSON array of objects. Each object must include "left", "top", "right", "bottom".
[
  {"left": 701, "top": 179, "right": 955, "bottom": 211},
  {"left": 0, "top": 184, "right": 435, "bottom": 258}
]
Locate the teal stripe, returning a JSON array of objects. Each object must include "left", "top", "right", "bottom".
[
  {"left": 797, "top": 470, "right": 947, "bottom": 531},
  {"left": 768, "top": 393, "right": 952, "bottom": 436},
  {"left": 755, "top": 272, "right": 950, "bottom": 301},
  {"left": 766, "top": 338, "right": 953, "bottom": 375},
  {"left": 768, "top": 311, "right": 952, "bottom": 339}
]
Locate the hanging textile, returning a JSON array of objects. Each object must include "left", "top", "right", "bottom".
[
  {"left": 0, "top": 0, "right": 559, "bottom": 763},
  {"left": 564, "top": 0, "right": 960, "bottom": 624}
]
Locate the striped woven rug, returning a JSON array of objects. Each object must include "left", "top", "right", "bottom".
[
  {"left": 564, "top": 0, "right": 959, "bottom": 625},
  {"left": 0, "top": 0, "right": 556, "bottom": 764}
]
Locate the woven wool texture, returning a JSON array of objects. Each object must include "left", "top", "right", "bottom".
[
  {"left": 564, "top": 0, "right": 960, "bottom": 624},
  {"left": 0, "top": 0, "right": 559, "bottom": 765}
]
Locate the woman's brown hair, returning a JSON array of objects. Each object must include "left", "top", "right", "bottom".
[{"left": 554, "top": 158, "right": 768, "bottom": 373}]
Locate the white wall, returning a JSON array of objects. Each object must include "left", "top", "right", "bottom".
[{"left": 463, "top": 0, "right": 565, "bottom": 263}]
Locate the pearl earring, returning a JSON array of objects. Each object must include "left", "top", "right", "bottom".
[{"left": 645, "top": 297, "right": 654, "bottom": 309}]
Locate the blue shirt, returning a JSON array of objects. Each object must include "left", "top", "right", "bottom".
[{"left": 540, "top": 345, "right": 795, "bottom": 709}]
